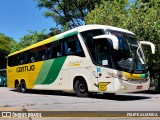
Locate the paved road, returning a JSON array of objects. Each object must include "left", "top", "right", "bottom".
[{"left": 0, "top": 87, "right": 160, "bottom": 120}]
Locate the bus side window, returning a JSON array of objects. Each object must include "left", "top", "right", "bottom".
[
  {"left": 18, "top": 53, "right": 25, "bottom": 65},
  {"left": 27, "top": 50, "right": 36, "bottom": 63},
  {"left": 31, "top": 57, "right": 35, "bottom": 62},
  {"left": 42, "top": 54, "right": 47, "bottom": 60},
  {"left": 64, "top": 35, "right": 85, "bottom": 57},
  {"left": 48, "top": 46, "right": 53, "bottom": 59},
  {"left": 8, "top": 56, "right": 16, "bottom": 67},
  {"left": 51, "top": 40, "right": 62, "bottom": 58}
]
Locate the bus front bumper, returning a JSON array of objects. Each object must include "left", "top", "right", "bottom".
[{"left": 115, "top": 79, "right": 150, "bottom": 94}]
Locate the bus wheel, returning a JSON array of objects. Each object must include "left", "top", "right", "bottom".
[
  {"left": 15, "top": 82, "right": 20, "bottom": 92},
  {"left": 74, "top": 79, "right": 89, "bottom": 97},
  {"left": 20, "top": 81, "right": 27, "bottom": 93}
]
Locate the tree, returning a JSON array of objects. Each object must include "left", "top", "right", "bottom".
[
  {"left": 18, "top": 29, "right": 46, "bottom": 50},
  {"left": 85, "top": 0, "right": 128, "bottom": 27},
  {"left": 35, "top": 0, "right": 104, "bottom": 29},
  {"left": 9, "top": 40, "right": 20, "bottom": 53},
  {"left": 9, "top": 29, "right": 47, "bottom": 53},
  {"left": 0, "top": 33, "right": 15, "bottom": 69},
  {"left": 48, "top": 27, "right": 61, "bottom": 37}
]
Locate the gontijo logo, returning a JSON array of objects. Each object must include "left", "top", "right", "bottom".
[{"left": 16, "top": 65, "right": 35, "bottom": 73}]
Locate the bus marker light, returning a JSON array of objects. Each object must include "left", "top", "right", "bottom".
[{"left": 106, "top": 76, "right": 111, "bottom": 78}]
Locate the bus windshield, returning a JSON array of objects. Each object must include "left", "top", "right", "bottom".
[{"left": 108, "top": 30, "right": 147, "bottom": 72}]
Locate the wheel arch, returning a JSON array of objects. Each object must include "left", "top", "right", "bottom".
[
  {"left": 20, "top": 79, "right": 27, "bottom": 88},
  {"left": 73, "top": 75, "right": 91, "bottom": 91},
  {"left": 20, "top": 79, "right": 25, "bottom": 83},
  {"left": 14, "top": 79, "right": 19, "bottom": 88}
]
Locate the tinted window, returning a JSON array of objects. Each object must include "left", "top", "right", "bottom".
[
  {"left": 80, "top": 29, "right": 104, "bottom": 62},
  {"left": 8, "top": 35, "right": 84, "bottom": 67},
  {"left": 64, "top": 35, "right": 85, "bottom": 57}
]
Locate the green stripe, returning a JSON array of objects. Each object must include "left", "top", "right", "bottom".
[
  {"left": 63, "top": 31, "right": 78, "bottom": 38},
  {"left": 42, "top": 57, "right": 67, "bottom": 84},
  {"left": 52, "top": 31, "right": 78, "bottom": 42},
  {"left": 140, "top": 73, "right": 148, "bottom": 78},
  {"left": 34, "top": 60, "right": 54, "bottom": 84},
  {"left": 35, "top": 57, "right": 67, "bottom": 85}
]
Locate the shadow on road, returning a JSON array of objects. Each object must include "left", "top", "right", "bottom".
[
  {"left": 90, "top": 93, "right": 151, "bottom": 101},
  {"left": 10, "top": 89, "right": 151, "bottom": 101},
  {"left": 11, "top": 89, "right": 76, "bottom": 97}
]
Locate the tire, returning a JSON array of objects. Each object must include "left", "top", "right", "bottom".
[
  {"left": 74, "top": 79, "right": 89, "bottom": 97},
  {"left": 15, "top": 82, "right": 20, "bottom": 92},
  {"left": 20, "top": 81, "right": 27, "bottom": 93}
]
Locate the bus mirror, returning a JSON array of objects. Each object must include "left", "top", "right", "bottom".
[
  {"left": 93, "top": 35, "right": 119, "bottom": 50},
  {"left": 140, "top": 41, "right": 155, "bottom": 54}
]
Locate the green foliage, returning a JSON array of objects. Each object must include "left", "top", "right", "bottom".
[
  {"left": 0, "top": 33, "right": 15, "bottom": 68},
  {"left": 0, "top": 33, "right": 13, "bottom": 52},
  {"left": 85, "top": 0, "right": 127, "bottom": 27},
  {"left": 127, "top": 1, "right": 160, "bottom": 66},
  {"left": 9, "top": 29, "right": 47, "bottom": 53},
  {"left": 19, "top": 30, "right": 46, "bottom": 50},
  {"left": 9, "top": 40, "right": 20, "bottom": 53},
  {"left": 48, "top": 27, "right": 61, "bottom": 37},
  {"left": 35, "top": 0, "right": 103, "bottom": 29}
]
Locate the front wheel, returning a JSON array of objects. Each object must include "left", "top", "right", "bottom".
[{"left": 74, "top": 79, "right": 89, "bottom": 97}]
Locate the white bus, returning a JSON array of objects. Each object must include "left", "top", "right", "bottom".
[{"left": 7, "top": 25, "right": 155, "bottom": 97}]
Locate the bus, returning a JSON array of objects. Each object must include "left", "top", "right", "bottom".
[{"left": 7, "top": 25, "right": 155, "bottom": 97}]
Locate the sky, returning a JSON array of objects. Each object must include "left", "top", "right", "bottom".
[
  {"left": 0, "top": 0, "right": 54, "bottom": 42},
  {"left": 0, "top": 0, "right": 135, "bottom": 42}
]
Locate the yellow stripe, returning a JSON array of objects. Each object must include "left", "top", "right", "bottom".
[
  {"left": 68, "top": 64, "right": 80, "bottom": 66},
  {"left": 122, "top": 71, "right": 143, "bottom": 80},
  {"left": 0, "top": 107, "right": 21, "bottom": 111},
  {"left": 8, "top": 36, "right": 55, "bottom": 57}
]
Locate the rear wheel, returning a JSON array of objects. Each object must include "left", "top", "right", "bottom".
[
  {"left": 15, "top": 81, "right": 20, "bottom": 92},
  {"left": 20, "top": 81, "right": 27, "bottom": 93},
  {"left": 74, "top": 79, "right": 89, "bottom": 97}
]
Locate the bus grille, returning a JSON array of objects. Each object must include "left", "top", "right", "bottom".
[{"left": 126, "top": 79, "right": 149, "bottom": 84}]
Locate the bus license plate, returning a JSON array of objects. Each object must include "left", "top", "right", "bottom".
[{"left": 137, "top": 86, "right": 143, "bottom": 89}]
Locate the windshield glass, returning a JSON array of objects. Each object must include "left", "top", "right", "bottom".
[
  {"left": 107, "top": 30, "right": 147, "bottom": 72},
  {"left": 80, "top": 29, "right": 148, "bottom": 73}
]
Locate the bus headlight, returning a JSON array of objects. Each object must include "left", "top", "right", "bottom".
[
  {"left": 121, "top": 76, "right": 128, "bottom": 81},
  {"left": 121, "top": 85, "right": 127, "bottom": 90}
]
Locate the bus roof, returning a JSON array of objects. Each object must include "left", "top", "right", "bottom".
[
  {"left": 77, "top": 24, "right": 134, "bottom": 35},
  {"left": 8, "top": 24, "right": 135, "bottom": 57}
]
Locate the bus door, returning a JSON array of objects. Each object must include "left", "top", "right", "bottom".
[{"left": 95, "top": 40, "right": 114, "bottom": 93}]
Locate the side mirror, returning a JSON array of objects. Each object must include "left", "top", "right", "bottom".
[
  {"left": 140, "top": 41, "right": 155, "bottom": 54},
  {"left": 93, "top": 35, "right": 119, "bottom": 50}
]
